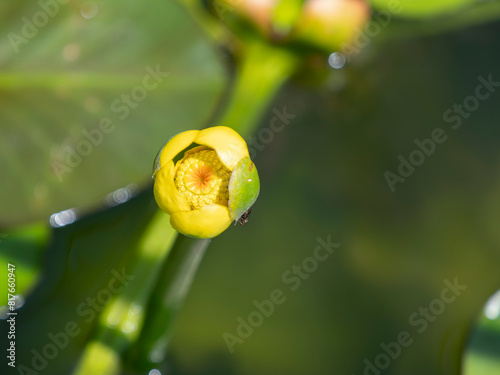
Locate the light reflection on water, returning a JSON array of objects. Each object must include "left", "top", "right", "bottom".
[
  {"left": 81, "top": 2, "right": 99, "bottom": 20},
  {"left": 49, "top": 208, "right": 78, "bottom": 227},
  {"left": 48, "top": 184, "right": 139, "bottom": 227},
  {"left": 105, "top": 184, "right": 138, "bottom": 207},
  {"left": 484, "top": 289, "right": 500, "bottom": 320}
]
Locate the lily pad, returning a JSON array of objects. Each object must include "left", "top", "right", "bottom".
[{"left": 0, "top": 0, "right": 225, "bottom": 228}]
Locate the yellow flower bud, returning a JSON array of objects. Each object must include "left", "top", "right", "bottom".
[{"left": 153, "top": 126, "right": 260, "bottom": 239}]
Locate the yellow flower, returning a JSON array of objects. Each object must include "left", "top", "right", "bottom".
[{"left": 153, "top": 126, "right": 260, "bottom": 239}]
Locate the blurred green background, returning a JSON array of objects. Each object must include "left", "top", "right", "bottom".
[{"left": 2, "top": 0, "right": 500, "bottom": 374}]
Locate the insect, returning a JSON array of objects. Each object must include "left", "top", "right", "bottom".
[{"left": 238, "top": 209, "right": 252, "bottom": 226}]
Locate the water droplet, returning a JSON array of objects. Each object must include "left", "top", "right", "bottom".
[
  {"left": 13, "top": 295, "right": 25, "bottom": 310},
  {"left": 81, "top": 2, "right": 98, "bottom": 19},
  {"left": 0, "top": 306, "right": 8, "bottom": 320},
  {"left": 49, "top": 208, "right": 78, "bottom": 228},
  {"left": 328, "top": 52, "right": 346, "bottom": 69},
  {"left": 107, "top": 315, "right": 119, "bottom": 327},
  {"left": 105, "top": 184, "right": 138, "bottom": 207},
  {"left": 122, "top": 321, "right": 136, "bottom": 333},
  {"left": 149, "top": 370, "right": 161, "bottom": 375},
  {"left": 149, "top": 348, "right": 165, "bottom": 363},
  {"left": 113, "top": 188, "right": 130, "bottom": 204},
  {"left": 484, "top": 289, "right": 500, "bottom": 320},
  {"left": 128, "top": 303, "right": 142, "bottom": 317}
]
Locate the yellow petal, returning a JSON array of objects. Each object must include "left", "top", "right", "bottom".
[
  {"left": 154, "top": 160, "right": 190, "bottom": 214},
  {"left": 159, "top": 130, "right": 199, "bottom": 168},
  {"left": 194, "top": 126, "right": 249, "bottom": 170},
  {"left": 170, "top": 204, "right": 232, "bottom": 239}
]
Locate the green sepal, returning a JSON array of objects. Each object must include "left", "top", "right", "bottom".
[
  {"left": 152, "top": 145, "right": 164, "bottom": 177},
  {"left": 228, "top": 157, "right": 260, "bottom": 221}
]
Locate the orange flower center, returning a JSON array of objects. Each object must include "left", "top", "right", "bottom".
[
  {"left": 184, "top": 162, "right": 217, "bottom": 194},
  {"left": 175, "top": 148, "right": 231, "bottom": 209}
]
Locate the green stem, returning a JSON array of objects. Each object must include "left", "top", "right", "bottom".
[
  {"left": 125, "top": 236, "right": 210, "bottom": 370},
  {"left": 218, "top": 40, "right": 300, "bottom": 137},
  {"left": 72, "top": 210, "right": 177, "bottom": 375}
]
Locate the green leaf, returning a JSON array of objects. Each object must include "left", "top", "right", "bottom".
[
  {"left": 0, "top": 0, "right": 225, "bottom": 227},
  {"left": 72, "top": 209, "right": 178, "bottom": 375},
  {"left": 0, "top": 222, "right": 49, "bottom": 305},
  {"left": 13, "top": 188, "right": 159, "bottom": 375},
  {"left": 463, "top": 289, "right": 500, "bottom": 375},
  {"left": 125, "top": 235, "right": 210, "bottom": 371}
]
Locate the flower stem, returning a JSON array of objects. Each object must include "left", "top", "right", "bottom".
[
  {"left": 72, "top": 210, "right": 177, "bottom": 375},
  {"left": 218, "top": 40, "right": 300, "bottom": 137},
  {"left": 125, "top": 235, "right": 210, "bottom": 370}
]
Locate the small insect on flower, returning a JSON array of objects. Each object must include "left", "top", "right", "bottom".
[
  {"left": 238, "top": 209, "right": 251, "bottom": 226},
  {"left": 153, "top": 126, "right": 260, "bottom": 239}
]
